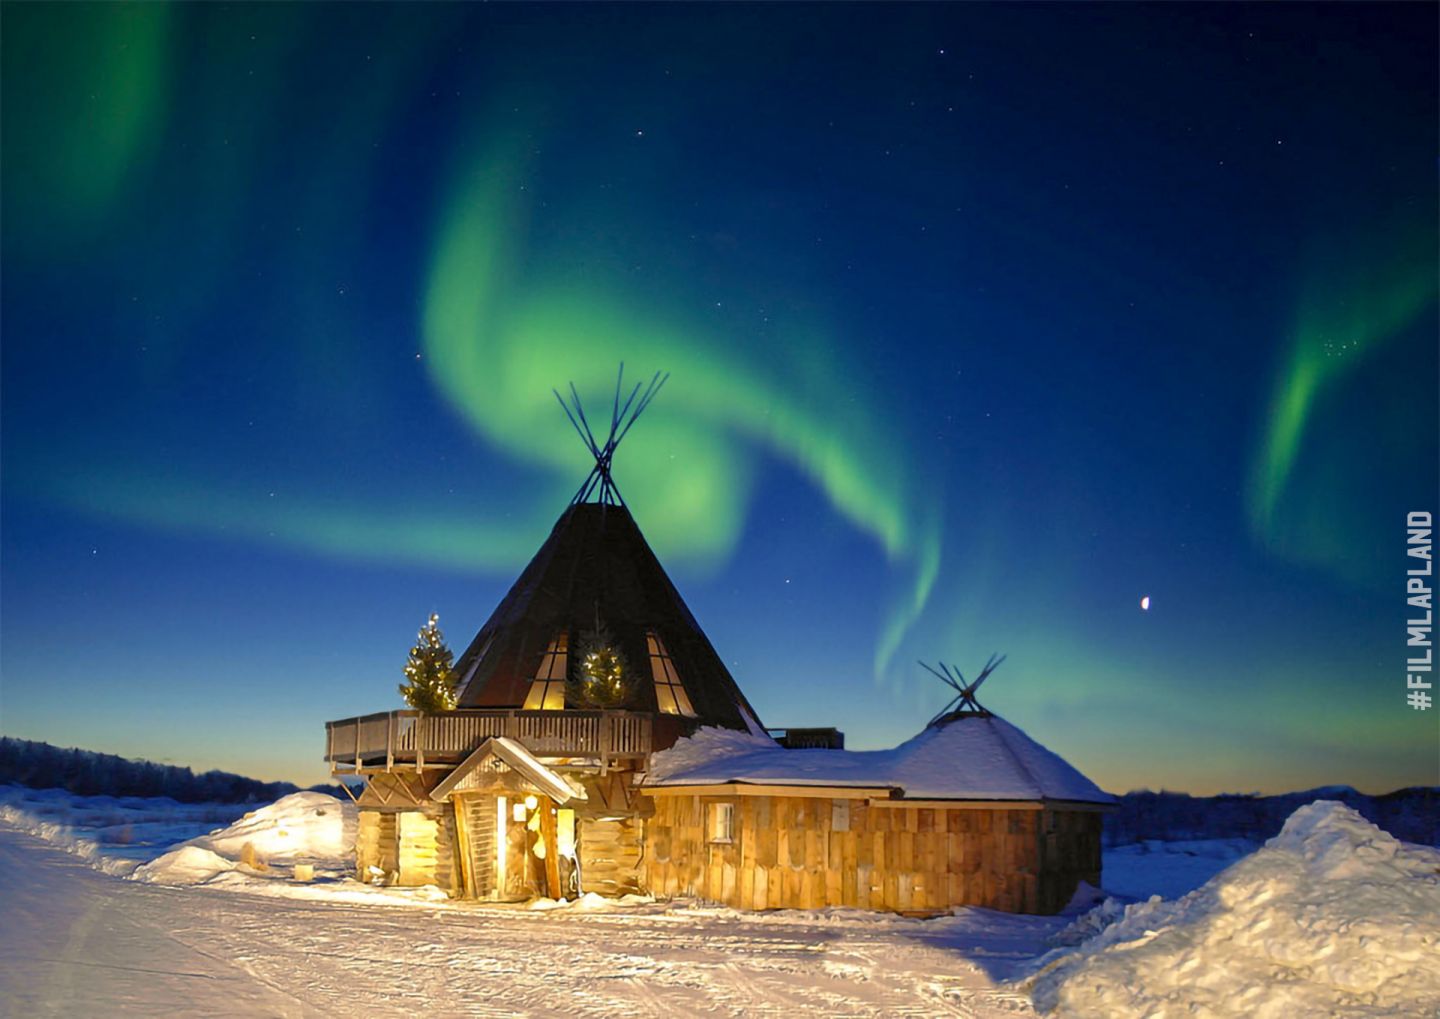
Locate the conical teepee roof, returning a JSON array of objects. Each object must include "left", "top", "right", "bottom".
[
  {"left": 450, "top": 501, "right": 763, "bottom": 732},
  {"left": 449, "top": 369, "right": 761, "bottom": 733}
]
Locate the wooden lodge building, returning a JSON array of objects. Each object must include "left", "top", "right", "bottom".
[{"left": 324, "top": 375, "right": 1114, "bottom": 915}]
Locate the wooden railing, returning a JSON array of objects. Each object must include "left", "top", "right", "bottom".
[{"left": 325, "top": 709, "right": 655, "bottom": 771}]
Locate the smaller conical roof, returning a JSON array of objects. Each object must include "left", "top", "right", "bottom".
[
  {"left": 644, "top": 715, "right": 1115, "bottom": 805},
  {"left": 887, "top": 715, "right": 1115, "bottom": 803}
]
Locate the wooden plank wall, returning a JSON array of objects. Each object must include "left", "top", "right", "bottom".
[
  {"left": 642, "top": 795, "right": 1074, "bottom": 914},
  {"left": 579, "top": 818, "right": 642, "bottom": 896},
  {"left": 1036, "top": 808, "right": 1104, "bottom": 914}
]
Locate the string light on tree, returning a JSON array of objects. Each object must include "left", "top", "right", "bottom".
[
  {"left": 568, "top": 626, "right": 633, "bottom": 708},
  {"left": 397, "top": 613, "right": 458, "bottom": 712}
]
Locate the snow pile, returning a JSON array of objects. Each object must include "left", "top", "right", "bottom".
[
  {"left": 133, "top": 845, "right": 237, "bottom": 884},
  {"left": 646, "top": 720, "right": 1115, "bottom": 804},
  {"left": 1046, "top": 894, "right": 1128, "bottom": 948},
  {"left": 1025, "top": 801, "right": 1440, "bottom": 1017},
  {"left": 176, "top": 790, "right": 354, "bottom": 868},
  {"left": 131, "top": 791, "right": 355, "bottom": 884}
]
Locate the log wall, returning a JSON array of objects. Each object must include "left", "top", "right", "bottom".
[
  {"left": 356, "top": 810, "right": 397, "bottom": 882},
  {"left": 356, "top": 806, "right": 459, "bottom": 895},
  {"left": 642, "top": 794, "right": 1099, "bottom": 915},
  {"left": 579, "top": 818, "right": 643, "bottom": 896}
]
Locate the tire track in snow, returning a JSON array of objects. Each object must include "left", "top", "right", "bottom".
[{"left": 1, "top": 825, "right": 1048, "bottom": 1017}]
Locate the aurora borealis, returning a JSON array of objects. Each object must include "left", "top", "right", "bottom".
[{"left": 2, "top": 4, "right": 1436, "bottom": 792}]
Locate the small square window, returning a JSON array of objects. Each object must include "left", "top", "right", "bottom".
[{"left": 709, "top": 802, "right": 734, "bottom": 844}]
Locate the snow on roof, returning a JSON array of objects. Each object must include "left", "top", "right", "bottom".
[{"left": 645, "top": 716, "right": 1116, "bottom": 804}]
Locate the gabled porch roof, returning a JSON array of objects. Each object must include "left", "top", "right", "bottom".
[{"left": 430, "top": 736, "right": 588, "bottom": 805}]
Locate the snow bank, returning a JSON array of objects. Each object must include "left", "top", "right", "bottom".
[
  {"left": 0, "top": 800, "right": 137, "bottom": 876},
  {"left": 125, "top": 791, "right": 356, "bottom": 886},
  {"left": 0, "top": 785, "right": 358, "bottom": 892},
  {"left": 1025, "top": 801, "right": 1440, "bottom": 1017},
  {"left": 133, "top": 845, "right": 237, "bottom": 884},
  {"left": 175, "top": 790, "right": 354, "bottom": 869},
  {"left": 0, "top": 783, "right": 249, "bottom": 873},
  {"left": 646, "top": 720, "right": 1115, "bottom": 804}
]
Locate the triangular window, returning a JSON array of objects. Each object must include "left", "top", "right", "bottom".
[
  {"left": 647, "top": 631, "right": 695, "bottom": 716},
  {"left": 522, "top": 632, "right": 568, "bottom": 710}
]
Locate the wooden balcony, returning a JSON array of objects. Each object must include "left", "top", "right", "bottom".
[{"left": 325, "top": 709, "right": 663, "bottom": 774}]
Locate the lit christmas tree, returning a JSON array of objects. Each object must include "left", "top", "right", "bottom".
[
  {"left": 398, "top": 613, "right": 457, "bottom": 712},
  {"left": 568, "top": 627, "right": 633, "bottom": 708}
]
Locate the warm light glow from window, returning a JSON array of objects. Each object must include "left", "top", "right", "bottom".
[
  {"left": 557, "top": 809, "right": 576, "bottom": 857},
  {"left": 709, "top": 802, "right": 734, "bottom": 844},
  {"left": 522, "top": 632, "right": 568, "bottom": 710},
  {"left": 496, "top": 797, "right": 508, "bottom": 890},
  {"left": 647, "top": 631, "right": 695, "bottom": 716}
]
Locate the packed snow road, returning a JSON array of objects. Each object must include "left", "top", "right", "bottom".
[{"left": 0, "top": 827, "right": 1048, "bottom": 1017}]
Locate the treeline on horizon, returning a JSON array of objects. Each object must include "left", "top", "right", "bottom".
[
  {"left": 1105, "top": 786, "right": 1438, "bottom": 848},
  {"left": 0, "top": 736, "right": 317, "bottom": 804},
  {"left": 3, "top": 736, "right": 1433, "bottom": 842}
]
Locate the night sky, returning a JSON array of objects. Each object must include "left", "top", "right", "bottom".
[{"left": 3, "top": 4, "right": 1436, "bottom": 793}]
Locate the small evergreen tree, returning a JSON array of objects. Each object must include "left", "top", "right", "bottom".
[
  {"left": 398, "top": 613, "right": 458, "bottom": 712},
  {"left": 567, "top": 626, "right": 634, "bottom": 708}
]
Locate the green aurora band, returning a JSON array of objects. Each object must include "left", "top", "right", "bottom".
[
  {"left": 1248, "top": 234, "right": 1436, "bottom": 578},
  {"left": 1, "top": 3, "right": 172, "bottom": 251},
  {"left": 421, "top": 134, "right": 943, "bottom": 680},
  {"left": 13, "top": 55, "right": 944, "bottom": 684}
]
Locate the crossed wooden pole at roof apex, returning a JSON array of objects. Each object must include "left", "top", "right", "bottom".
[
  {"left": 920, "top": 653, "right": 1006, "bottom": 724},
  {"left": 554, "top": 363, "right": 670, "bottom": 507}
]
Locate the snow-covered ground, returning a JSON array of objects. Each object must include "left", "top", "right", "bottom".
[
  {"left": 1100, "top": 838, "right": 1257, "bottom": 901},
  {"left": 0, "top": 783, "right": 253, "bottom": 873},
  {"left": 1027, "top": 802, "right": 1440, "bottom": 1017},
  {"left": 0, "top": 813, "right": 1055, "bottom": 1016},
  {"left": 2, "top": 785, "right": 1436, "bottom": 1016}
]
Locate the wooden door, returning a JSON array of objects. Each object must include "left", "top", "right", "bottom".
[{"left": 453, "top": 794, "right": 496, "bottom": 898}]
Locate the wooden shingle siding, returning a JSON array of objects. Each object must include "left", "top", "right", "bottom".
[{"left": 640, "top": 793, "right": 1097, "bottom": 915}]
